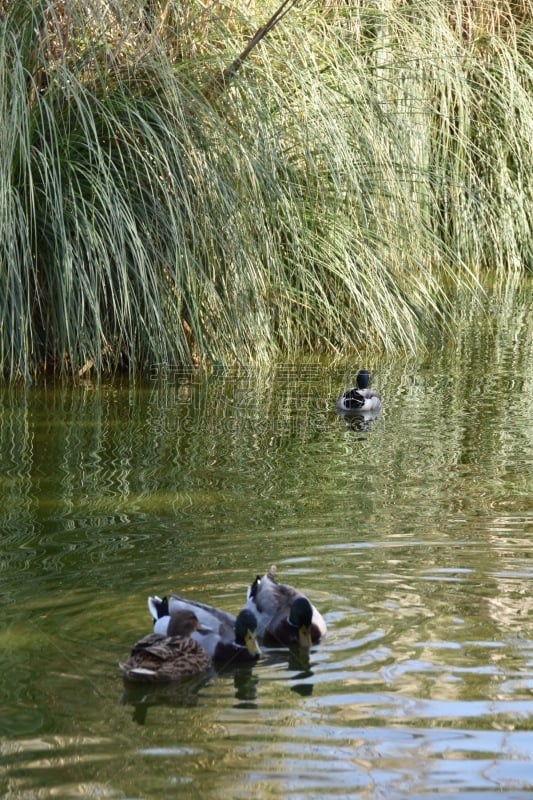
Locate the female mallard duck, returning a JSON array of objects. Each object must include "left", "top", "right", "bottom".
[
  {"left": 148, "top": 595, "right": 261, "bottom": 666},
  {"left": 245, "top": 566, "right": 327, "bottom": 648},
  {"left": 119, "top": 609, "right": 211, "bottom": 683},
  {"left": 336, "top": 369, "right": 381, "bottom": 412}
]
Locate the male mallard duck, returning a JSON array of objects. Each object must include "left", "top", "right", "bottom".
[
  {"left": 336, "top": 368, "right": 381, "bottom": 412},
  {"left": 148, "top": 595, "right": 261, "bottom": 666},
  {"left": 245, "top": 566, "right": 327, "bottom": 648},
  {"left": 119, "top": 609, "right": 211, "bottom": 683}
]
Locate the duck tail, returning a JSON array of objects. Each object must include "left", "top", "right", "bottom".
[
  {"left": 127, "top": 666, "right": 158, "bottom": 680},
  {"left": 147, "top": 595, "right": 169, "bottom": 621},
  {"left": 119, "top": 662, "right": 156, "bottom": 679},
  {"left": 248, "top": 575, "right": 262, "bottom": 600}
]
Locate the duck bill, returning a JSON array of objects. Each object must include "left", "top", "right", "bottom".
[
  {"left": 245, "top": 629, "right": 261, "bottom": 657},
  {"left": 298, "top": 625, "right": 312, "bottom": 648}
]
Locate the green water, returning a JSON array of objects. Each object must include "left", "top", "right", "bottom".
[{"left": 1, "top": 287, "right": 532, "bottom": 799}]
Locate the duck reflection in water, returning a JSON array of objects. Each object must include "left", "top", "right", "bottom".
[
  {"left": 288, "top": 645, "right": 315, "bottom": 696},
  {"left": 251, "top": 643, "right": 315, "bottom": 698},
  {"left": 120, "top": 671, "right": 210, "bottom": 725},
  {"left": 232, "top": 666, "right": 260, "bottom": 707},
  {"left": 337, "top": 408, "right": 381, "bottom": 432},
  {"left": 121, "top": 661, "right": 261, "bottom": 724}
]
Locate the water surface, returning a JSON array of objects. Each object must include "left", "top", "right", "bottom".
[{"left": 1, "top": 287, "right": 532, "bottom": 799}]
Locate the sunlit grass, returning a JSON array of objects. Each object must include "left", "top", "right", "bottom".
[{"left": 0, "top": 0, "right": 531, "bottom": 379}]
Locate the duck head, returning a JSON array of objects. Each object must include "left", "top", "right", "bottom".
[
  {"left": 235, "top": 609, "right": 261, "bottom": 657},
  {"left": 166, "top": 609, "right": 207, "bottom": 637},
  {"left": 288, "top": 597, "right": 313, "bottom": 648},
  {"left": 356, "top": 369, "right": 371, "bottom": 389}
]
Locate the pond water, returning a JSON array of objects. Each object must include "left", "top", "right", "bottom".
[{"left": 1, "top": 286, "right": 532, "bottom": 799}]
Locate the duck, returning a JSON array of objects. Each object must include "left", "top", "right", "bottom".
[
  {"left": 148, "top": 594, "right": 261, "bottom": 667},
  {"left": 119, "top": 609, "right": 211, "bottom": 683},
  {"left": 336, "top": 368, "right": 381, "bottom": 412},
  {"left": 245, "top": 566, "right": 327, "bottom": 648}
]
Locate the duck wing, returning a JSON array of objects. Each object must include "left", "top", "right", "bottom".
[
  {"left": 337, "top": 386, "right": 365, "bottom": 410},
  {"left": 119, "top": 633, "right": 210, "bottom": 682},
  {"left": 148, "top": 594, "right": 236, "bottom": 635},
  {"left": 167, "top": 596, "right": 236, "bottom": 629},
  {"left": 246, "top": 571, "right": 299, "bottom": 635},
  {"left": 250, "top": 570, "right": 300, "bottom": 614}
]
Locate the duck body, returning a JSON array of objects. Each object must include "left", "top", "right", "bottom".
[
  {"left": 119, "top": 609, "right": 211, "bottom": 683},
  {"left": 245, "top": 566, "right": 326, "bottom": 648},
  {"left": 148, "top": 594, "right": 261, "bottom": 666},
  {"left": 337, "top": 368, "right": 381, "bottom": 412}
]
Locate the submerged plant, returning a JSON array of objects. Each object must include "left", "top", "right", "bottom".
[{"left": 0, "top": 0, "right": 531, "bottom": 379}]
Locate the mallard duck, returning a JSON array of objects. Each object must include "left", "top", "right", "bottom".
[
  {"left": 245, "top": 566, "right": 327, "bottom": 648},
  {"left": 336, "top": 368, "right": 381, "bottom": 412},
  {"left": 148, "top": 595, "right": 261, "bottom": 666},
  {"left": 119, "top": 609, "right": 211, "bottom": 683}
]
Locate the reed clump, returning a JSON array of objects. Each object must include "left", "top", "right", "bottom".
[{"left": 1, "top": 0, "right": 531, "bottom": 379}]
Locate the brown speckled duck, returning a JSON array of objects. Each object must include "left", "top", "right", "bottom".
[{"left": 119, "top": 609, "right": 211, "bottom": 683}]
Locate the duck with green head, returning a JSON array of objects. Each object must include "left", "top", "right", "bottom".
[
  {"left": 246, "top": 566, "right": 327, "bottom": 648},
  {"left": 336, "top": 368, "right": 381, "bottom": 412},
  {"left": 148, "top": 594, "right": 261, "bottom": 667}
]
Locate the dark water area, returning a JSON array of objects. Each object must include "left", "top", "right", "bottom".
[{"left": 0, "top": 285, "right": 532, "bottom": 799}]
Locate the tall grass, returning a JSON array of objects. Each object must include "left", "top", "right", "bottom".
[{"left": 0, "top": 0, "right": 531, "bottom": 379}]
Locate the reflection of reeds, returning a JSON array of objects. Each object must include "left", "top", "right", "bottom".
[{"left": 1, "top": 1, "right": 531, "bottom": 378}]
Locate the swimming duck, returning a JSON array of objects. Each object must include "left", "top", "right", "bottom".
[
  {"left": 245, "top": 566, "right": 327, "bottom": 648},
  {"left": 148, "top": 595, "right": 261, "bottom": 666},
  {"left": 336, "top": 369, "right": 381, "bottom": 412},
  {"left": 119, "top": 609, "right": 211, "bottom": 683}
]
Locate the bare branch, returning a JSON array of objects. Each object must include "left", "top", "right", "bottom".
[{"left": 205, "top": 0, "right": 300, "bottom": 99}]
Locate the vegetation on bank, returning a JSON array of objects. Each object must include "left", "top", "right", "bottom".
[{"left": 0, "top": 0, "right": 532, "bottom": 379}]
